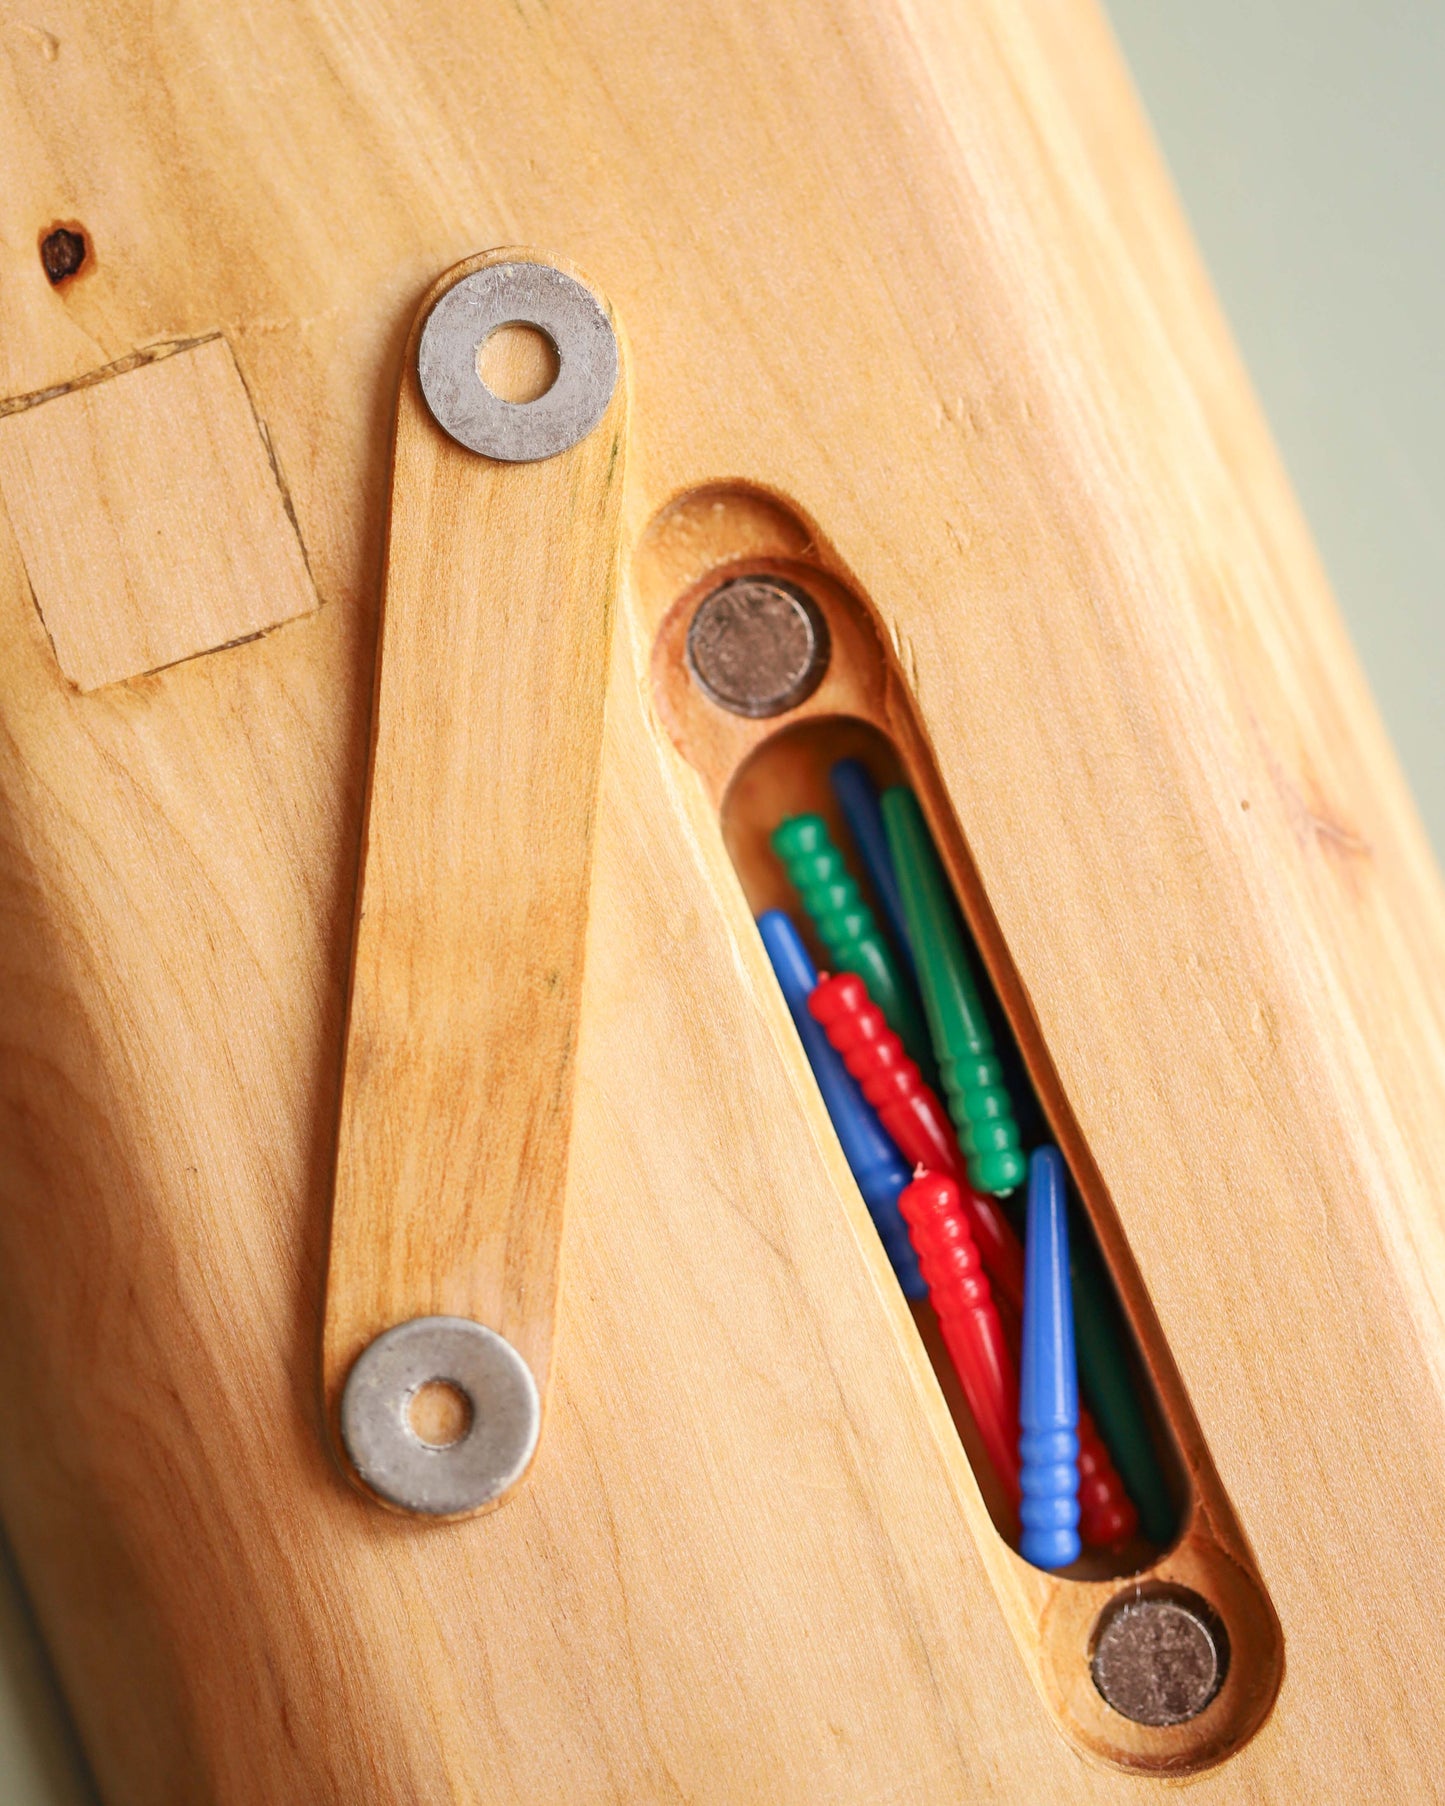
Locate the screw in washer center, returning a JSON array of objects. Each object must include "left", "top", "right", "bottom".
[
  {"left": 1090, "top": 1589, "right": 1228, "bottom": 1727},
  {"left": 685, "top": 576, "right": 831, "bottom": 719}
]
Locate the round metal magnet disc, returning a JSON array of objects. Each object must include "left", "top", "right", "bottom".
[
  {"left": 340, "top": 1316, "right": 540, "bottom": 1515},
  {"left": 685, "top": 576, "right": 831, "bottom": 718},
  {"left": 417, "top": 262, "right": 618, "bottom": 461},
  {"left": 1090, "top": 1591, "right": 1228, "bottom": 1727}
]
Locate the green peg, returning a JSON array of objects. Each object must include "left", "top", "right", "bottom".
[
  {"left": 1070, "top": 1221, "right": 1177, "bottom": 1545},
  {"left": 770, "top": 815, "right": 934, "bottom": 1077},
  {"left": 879, "top": 787, "right": 1026, "bottom": 1195}
]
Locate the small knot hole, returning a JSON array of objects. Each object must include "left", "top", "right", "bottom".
[{"left": 40, "top": 225, "right": 87, "bottom": 285}]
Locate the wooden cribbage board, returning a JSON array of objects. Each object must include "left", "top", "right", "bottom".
[{"left": 2, "top": 2, "right": 1445, "bottom": 1801}]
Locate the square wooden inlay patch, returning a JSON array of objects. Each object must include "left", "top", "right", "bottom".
[{"left": 0, "top": 336, "right": 318, "bottom": 691}]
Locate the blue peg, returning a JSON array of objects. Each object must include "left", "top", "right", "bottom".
[
  {"left": 756, "top": 910, "right": 925, "bottom": 1299},
  {"left": 830, "top": 759, "right": 916, "bottom": 974},
  {"left": 1018, "top": 1145, "right": 1082, "bottom": 1569}
]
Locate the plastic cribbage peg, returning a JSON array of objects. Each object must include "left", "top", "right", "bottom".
[
  {"left": 770, "top": 814, "right": 934, "bottom": 1077},
  {"left": 1076, "top": 1413, "right": 1138, "bottom": 1550},
  {"left": 808, "top": 970, "right": 1140, "bottom": 1550},
  {"left": 755, "top": 910, "right": 925, "bottom": 1299},
  {"left": 1069, "top": 1216, "right": 1175, "bottom": 1546},
  {"left": 878, "top": 787, "right": 1026, "bottom": 1196},
  {"left": 898, "top": 1170, "right": 1020, "bottom": 1501},
  {"left": 1018, "top": 1146, "right": 1082, "bottom": 1570},
  {"left": 807, "top": 971, "right": 1025, "bottom": 1312},
  {"left": 829, "top": 759, "right": 915, "bottom": 973}
]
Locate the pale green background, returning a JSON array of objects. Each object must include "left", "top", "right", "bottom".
[{"left": 2, "top": 6, "right": 1440, "bottom": 1798}]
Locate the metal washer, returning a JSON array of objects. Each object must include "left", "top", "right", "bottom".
[
  {"left": 340, "top": 1315, "right": 541, "bottom": 1516},
  {"left": 418, "top": 261, "right": 618, "bottom": 461}
]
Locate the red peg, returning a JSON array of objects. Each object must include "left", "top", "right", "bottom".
[
  {"left": 898, "top": 1171, "right": 1020, "bottom": 1503},
  {"left": 810, "top": 973, "right": 1025, "bottom": 1312},
  {"left": 1077, "top": 1411, "right": 1138, "bottom": 1548}
]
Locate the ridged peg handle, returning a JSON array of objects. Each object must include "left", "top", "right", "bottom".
[
  {"left": 771, "top": 814, "right": 934, "bottom": 1076},
  {"left": 1076, "top": 1413, "right": 1138, "bottom": 1549},
  {"left": 808, "top": 972, "right": 1024, "bottom": 1312},
  {"left": 755, "top": 911, "right": 925, "bottom": 1299},
  {"left": 1018, "top": 1147, "right": 1081, "bottom": 1569},
  {"left": 878, "top": 788, "right": 1026, "bottom": 1195},
  {"left": 898, "top": 1171, "right": 1019, "bottom": 1503}
]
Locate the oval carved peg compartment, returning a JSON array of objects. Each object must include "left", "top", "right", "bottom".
[{"left": 637, "top": 483, "right": 1284, "bottom": 1776}]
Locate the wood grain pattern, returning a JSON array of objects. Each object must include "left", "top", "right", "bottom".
[
  {"left": 324, "top": 251, "right": 628, "bottom": 1493},
  {"left": 0, "top": 0, "right": 1442, "bottom": 1799},
  {"left": 0, "top": 336, "right": 317, "bottom": 689}
]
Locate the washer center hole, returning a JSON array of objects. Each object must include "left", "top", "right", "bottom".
[
  {"left": 407, "top": 1379, "right": 473, "bottom": 1448},
  {"left": 476, "top": 321, "right": 560, "bottom": 404}
]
